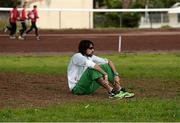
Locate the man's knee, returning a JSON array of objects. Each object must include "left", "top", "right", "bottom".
[{"left": 97, "top": 77, "right": 109, "bottom": 85}]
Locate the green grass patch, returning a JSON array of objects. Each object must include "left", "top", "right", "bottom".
[
  {"left": 0, "top": 55, "right": 70, "bottom": 75},
  {"left": 103, "top": 53, "right": 180, "bottom": 80},
  {"left": 0, "top": 99, "right": 179, "bottom": 122},
  {"left": 0, "top": 53, "right": 180, "bottom": 80}
]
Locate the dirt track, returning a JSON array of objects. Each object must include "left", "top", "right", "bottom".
[
  {"left": 1, "top": 28, "right": 180, "bottom": 54},
  {"left": 0, "top": 29, "right": 180, "bottom": 108}
]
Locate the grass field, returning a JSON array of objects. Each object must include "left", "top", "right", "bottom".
[
  {"left": 0, "top": 53, "right": 180, "bottom": 121},
  {"left": 0, "top": 53, "right": 180, "bottom": 80}
]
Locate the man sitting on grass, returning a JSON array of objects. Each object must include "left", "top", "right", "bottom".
[{"left": 67, "top": 40, "right": 134, "bottom": 99}]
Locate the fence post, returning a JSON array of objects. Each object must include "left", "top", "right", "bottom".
[
  {"left": 59, "top": 11, "right": 61, "bottom": 29},
  {"left": 118, "top": 35, "right": 122, "bottom": 52}
]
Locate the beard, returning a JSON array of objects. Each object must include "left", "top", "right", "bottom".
[
  {"left": 87, "top": 54, "right": 92, "bottom": 57},
  {"left": 86, "top": 51, "right": 94, "bottom": 57}
]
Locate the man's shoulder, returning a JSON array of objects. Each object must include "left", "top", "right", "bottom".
[
  {"left": 72, "top": 53, "right": 84, "bottom": 59},
  {"left": 73, "top": 53, "right": 81, "bottom": 56},
  {"left": 92, "top": 54, "right": 100, "bottom": 59}
]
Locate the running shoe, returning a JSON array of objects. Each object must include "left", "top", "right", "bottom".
[{"left": 114, "top": 91, "right": 127, "bottom": 99}]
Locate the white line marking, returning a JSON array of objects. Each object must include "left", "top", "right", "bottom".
[{"left": 0, "top": 32, "right": 180, "bottom": 37}]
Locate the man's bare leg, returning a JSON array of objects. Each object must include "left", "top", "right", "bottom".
[
  {"left": 96, "top": 77, "right": 113, "bottom": 93},
  {"left": 113, "top": 81, "right": 122, "bottom": 93}
]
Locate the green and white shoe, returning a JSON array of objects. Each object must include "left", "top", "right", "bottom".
[
  {"left": 113, "top": 88, "right": 135, "bottom": 99},
  {"left": 124, "top": 92, "right": 135, "bottom": 98},
  {"left": 113, "top": 91, "right": 127, "bottom": 99},
  {"left": 119, "top": 88, "right": 135, "bottom": 98}
]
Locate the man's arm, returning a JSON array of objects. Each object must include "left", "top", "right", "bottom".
[
  {"left": 93, "top": 64, "right": 108, "bottom": 81},
  {"left": 108, "top": 60, "right": 119, "bottom": 76},
  {"left": 92, "top": 55, "right": 119, "bottom": 79},
  {"left": 108, "top": 60, "right": 120, "bottom": 82}
]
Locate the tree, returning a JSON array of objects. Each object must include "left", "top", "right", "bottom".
[
  {"left": 94, "top": 0, "right": 180, "bottom": 28},
  {"left": 132, "top": 0, "right": 180, "bottom": 8},
  {"left": 158, "top": 0, "right": 180, "bottom": 8},
  {"left": 0, "top": 0, "right": 21, "bottom": 7},
  {"left": 105, "top": 0, "right": 122, "bottom": 8},
  {"left": 94, "top": 0, "right": 106, "bottom": 8}
]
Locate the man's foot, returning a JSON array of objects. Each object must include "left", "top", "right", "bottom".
[
  {"left": 124, "top": 92, "right": 135, "bottom": 98},
  {"left": 36, "top": 36, "right": 40, "bottom": 40},
  {"left": 3, "top": 27, "right": 8, "bottom": 33},
  {"left": 18, "top": 36, "right": 24, "bottom": 40},
  {"left": 111, "top": 88, "right": 134, "bottom": 99},
  {"left": 9, "top": 35, "right": 16, "bottom": 39},
  {"left": 108, "top": 92, "right": 116, "bottom": 99},
  {"left": 22, "top": 33, "right": 26, "bottom": 37},
  {"left": 113, "top": 91, "right": 127, "bottom": 99},
  {"left": 119, "top": 88, "right": 135, "bottom": 98}
]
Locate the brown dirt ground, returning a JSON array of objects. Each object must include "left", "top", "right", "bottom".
[
  {"left": 0, "top": 72, "right": 179, "bottom": 109},
  {"left": 0, "top": 29, "right": 180, "bottom": 109}
]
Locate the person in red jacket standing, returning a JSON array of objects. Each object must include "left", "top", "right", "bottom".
[
  {"left": 18, "top": 4, "right": 27, "bottom": 40},
  {"left": 26, "top": 5, "right": 40, "bottom": 40},
  {"left": 5, "top": 6, "right": 19, "bottom": 39}
]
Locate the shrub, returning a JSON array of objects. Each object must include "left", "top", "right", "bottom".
[
  {"left": 121, "top": 13, "right": 141, "bottom": 28},
  {"left": 161, "top": 25, "right": 172, "bottom": 29}
]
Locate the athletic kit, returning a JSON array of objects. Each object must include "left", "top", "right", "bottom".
[
  {"left": 18, "top": 7, "right": 27, "bottom": 39},
  {"left": 26, "top": 7, "right": 40, "bottom": 40},
  {"left": 4, "top": 6, "right": 40, "bottom": 40},
  {"left": 67, "top": 53, "right": 110, "bottom": 94},
  {"left": 6, "top": 7, "right": 19, "bottom": 39}
]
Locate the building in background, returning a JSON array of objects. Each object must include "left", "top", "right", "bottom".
[
  {"left": 22, "top": 0, "right": 93, "bottom": 29},
  {"left": 139, "top": 3, "right": 180, "bottom": 28}
]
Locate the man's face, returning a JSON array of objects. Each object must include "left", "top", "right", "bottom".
[{"left": 85, "top": 44, "right": 94, "bottom": 57}]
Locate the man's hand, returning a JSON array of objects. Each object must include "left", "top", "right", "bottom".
[
  {"left": 103, "top": 74, "right": 108, "bottom": 81},
  {"left": 114, "top": 75, "right": 120, "bottom": 83}
]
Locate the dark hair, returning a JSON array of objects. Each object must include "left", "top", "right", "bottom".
[
  {"left": 22, "top": 4, "right": 26, "bottom": 8},
  {"left": 78, "top": 40, "right": 94, "bottom": 55},
  {"left": 13, "top": 5, "right": 17, "bottom": 9},
  {"left": 33, "top": 5, "right": 37, "bottom": 8}
]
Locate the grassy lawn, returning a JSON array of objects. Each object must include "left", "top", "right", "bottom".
[
  {"left": 0, "top": 99, "right": 179, "bottom": 122},
  {"left": 0, "top": 53, "right": 179, "bottom": 121},
  {"left": 0, "top": 53, "right": 180, "bottom": 80}
]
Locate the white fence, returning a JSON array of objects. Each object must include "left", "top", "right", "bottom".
[{"left": 1, "top": 8, "right": 180, "bottom": 29}]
